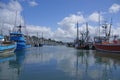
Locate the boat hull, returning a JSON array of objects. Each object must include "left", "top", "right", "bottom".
[
  {"left": 15, "top": 43, "right": 31, "bottom": 50},
  {"left": 10, "top": 32, "right": 31, "bottom": 50},
  {"left": 75, "top": 45, "right": 86, "bottom": 49},
  {"left": 0, "top": 44, "right": 16, "bottom": 53},
  {"left": 94, "top": 44, "right": 120, "bottom": 53},
  {"left": 75, "top": 44, "right": 90, "bottom": 50}
]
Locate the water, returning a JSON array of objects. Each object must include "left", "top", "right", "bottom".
[{"left": 0, "top": 46, "right": 120, "bottom": 80}]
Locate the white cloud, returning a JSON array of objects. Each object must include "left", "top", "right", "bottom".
[
  {"left": 109, "top": 3, "right": 120, "bottom": 13},
  {"left": 55, "top": 13, "right": 106, "bottom": 42},
  {"left": 26, "top": 25, "right": 53, "bottom": 38},
  {"left": 88, "top": 12, "right": 104, "bottom": 22},
  {"left": 0, "top": 1, "right": 24, "bottom": 35},
  {"left": 56, "top": 13, "right": 86, "bottom": 42},
  {"left": 0, "top": 1, "right": 22, "bottom": 12},
  {"left": 0, "top": 1, "right": 119, "bottom": 42},
  {"left": 8, "top": 0, "right": 22, "bottom": 12},
  {"left": 112, "top": 27, "right": 120, "bottom": 36},
  {"left": 53, "top": 28, "right": 75, "bottom": 41},
  {"left": 29, "top": 1, "right": 38, "bottom": 7},
  {"left": 55, "top": 13, "right": 102, "bottom": 42},
  {"left": 56, "top": 12, "right": 120, "bottom": 42},
  {"left": 58, "top": 14, "right": 85, "bottom": 26},
  {"left": 0, "top": 1, "right": 52, "bottom": 40}
]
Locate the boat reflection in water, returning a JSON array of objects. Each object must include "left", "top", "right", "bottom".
[
  {"left": 95, "top": 51, "right": 120, "bottom": 69},
  {"left": 95, "top": 51, "right": 120, "bottom": 80},
  {"left": 95, "top": 51, "right": 120, "bottom": 60},
  {"left": 9, "top": 49, "right": 26, "bottom": 76},
  {"left": 56, "top": 49, "right": 120, "bottom": 80},
  {"left": 0, "top": 52, "right": 15, "bottom": 63},
  {"left": 0, "top": 46, "right": 120, "bottom": 80},
  {"left": 0, "top": 52, "right": 16, "bottom": 80},
  {"left": 0, "top": 49, "right": 26, "bottom": 80},
  {"left": 21, "top": 46, "right": 120, "bottom": 80}
]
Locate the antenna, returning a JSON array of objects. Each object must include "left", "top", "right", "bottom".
[
  {"left": 98, "top": 11, "right": 100, "bottom": 37},
  {"left": 13, "top": 11, "right": 17, "bottom": 32}
]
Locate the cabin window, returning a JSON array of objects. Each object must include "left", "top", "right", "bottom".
[{"left": 10, "top": 34, "right": 23, "bottom": 37}]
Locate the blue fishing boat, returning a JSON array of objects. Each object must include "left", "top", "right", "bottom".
[
  {"left": 0, "top": 35, "right": 16, "bottom": 53},
  {"left": 10, "top": 25, "right": 31, "bottom": 50}
]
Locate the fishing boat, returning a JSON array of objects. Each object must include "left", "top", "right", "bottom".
[
  {"left": 74, "top": 22, "right": 91, "bottom": 50},
  {"left": 33, "top": 32, "right": 43, "bottom": 47},
  {"left": 94, "top": 19, "right": 120, "bottom": 53},
  {"left": 94, "top": 36, "right": 120, "bottom": 53},
  {"left": 0, "top": 35, "right": 16, "bottom": 53},
  {"left": 10, "top": 25, "right": 31, "bottom": 50}
]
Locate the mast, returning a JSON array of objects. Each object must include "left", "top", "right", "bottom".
[
  {"left": 15, "top": 11, "right": 17, "bottom": 27},
  {"left": 108, "top": 18, "right": 112, "bottom": 38},
  {"left": 102, "top": 20, "right": 110, "bottom": 40},
  {"left": 86, "top": 22, "right": 89, "bottom": 43},
  {"left": 104, "top": 21, "right": 107, "bottom": 37},
  {"left": 0, "top": 19, "right": 3, "bottom": 35},
  {"left": 13, "top": 11, "right": 17, "bottom": 32},
  {"left": 37, "top": 32, "right": 39, "bottom": 46},
  {"left": 76, "top": 22, "right": 79, "bottom": 42},
  {"left": 41, "top": 32, "right": 43, "bottom": 44},
  {"left": 98, "top": 11, "right": 100, "bottom": 37}
]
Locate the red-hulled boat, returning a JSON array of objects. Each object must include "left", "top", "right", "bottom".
[
  {"left": 94, "top": 17, "right": 120, "bottom": 53},
  {"left": 94, "top": 42, "right": 120, "bottom": 53},
  {"left": 94, "top": 24, "right": 120, "bottom": 53}
]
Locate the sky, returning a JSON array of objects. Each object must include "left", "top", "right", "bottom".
[{"left": 0, "top": 0, "right": 120, "bottom": 42}]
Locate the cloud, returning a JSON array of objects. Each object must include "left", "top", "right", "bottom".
[
  {"left": 29, "top": 1, "right": 38, "bottom": 7},
  {"left": 0, "top": 0, "right": 52, "bottom": 40},
  {"left": 55, "top": 13, "right": 104, "bottom": 42},
  {"left": 53, "top": 28, "right": 75, "bottom": 41},
  {"left": 56, "top": 13, "right": 86, "bottom": 41},
  {"left": 0, "top": 0, "right": 23, "bottom": 24},
  {"left": 88, "top": 12, "right": 104, "bottom": 22},
  {"left": 112, "top": 27, "right": 120, "bottom": 36},
  {"left": 0, "top": 1, "right": 120, "bottom": 42},
  {"left": 55, "top": 12, "right": 120, "bottom": 42},
  {"left": 0, "top": 1, "right": 24, "bottom": 35},
  {"left": 58, "top": 14, "right": 85, "bottom": 26},
  {"left": 55, "top": 13, "right": 102, "bottom": 42},
  {"left": 26, "top": 25, "right": 53, "bottom": 38},
  {"left": 109, "top": 3, "right": 120, "bottom": 13},
  {"left": 0, "top": 1, "right": 22, "bottom": 12}
]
